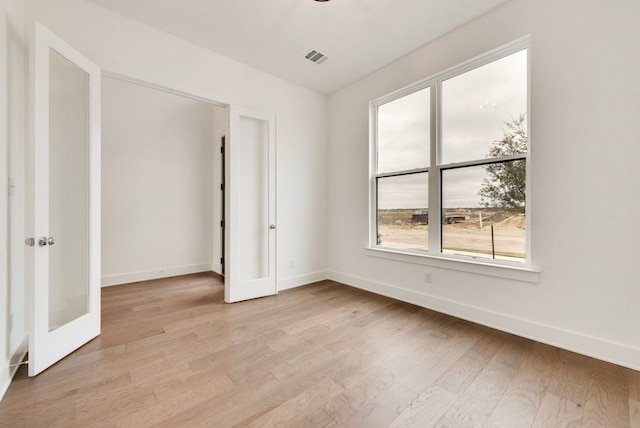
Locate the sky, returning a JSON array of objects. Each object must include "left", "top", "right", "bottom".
[{"left": 377, "top": 49, "right": 527, "bottom": 209}]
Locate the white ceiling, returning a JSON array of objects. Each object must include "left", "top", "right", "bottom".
[{"left": 85, "top": 0, "right": 511, "bottom": 95}]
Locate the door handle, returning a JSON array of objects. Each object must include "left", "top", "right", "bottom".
[
  {"left": 269, "top": 224, "right": 276, "bottom": 230},
  {"left": 34, "top": 236, "right": 55, "bottom": 246}
]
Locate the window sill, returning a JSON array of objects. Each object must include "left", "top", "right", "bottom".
[{"left": 365, "top": 247, "right": 540, "bottom": 284}]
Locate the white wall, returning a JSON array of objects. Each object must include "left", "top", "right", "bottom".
[
  {"left": 101, "top": 76, "right": 221, "bottom": 286},
  {"left": 328, "top": 0, "right": 640, "bottom": 370},
  {"left": 1, "top": 0, "right": 28, "bottom": 401},
  {"left": 30, "top": 0, "right": 329, "bottom": 288}
]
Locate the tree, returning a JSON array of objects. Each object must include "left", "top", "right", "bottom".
[{"left": 478, "top": 114, "right": 527, "bottom": 212}]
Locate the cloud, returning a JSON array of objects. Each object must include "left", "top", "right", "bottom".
[
  {"left": 442, "top": 50, "right": 527, "bottom": 163},
  {"left": 377, "top": 49, "right": 527, "bottom": 208},
  {"left": 377, "top": 86, "right": 430, "bottom": 172},
  {"left": 442, "top": 165, "right": 485, "bottom": 208},
  {"left": 378, "top": 173, "right": 428, "bottom": 209}
]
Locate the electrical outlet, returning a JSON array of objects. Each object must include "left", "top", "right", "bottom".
[
  {"left": 423, "top": 272, "right": 432, "bottom": 283},
  {"left": 289, "top": 259, "right": 295, "bottom": 269},
  {"left": 9, "top": 313, "right": 14, "bottom": 332}
]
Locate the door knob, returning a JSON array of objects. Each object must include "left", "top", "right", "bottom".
[
  {"left": 35, "top": 236, "right": 55, "bottom": 246},
  {"left": 269, "top": 224, "right": 276, "bottom": 230}
]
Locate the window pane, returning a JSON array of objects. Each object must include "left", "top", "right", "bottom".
[
  {"left": 377, "top": 87, "right": 430, "bottom": 173},
  {"left": 441, "top": 161, "right": 526, "bottom": 261},
  {"left": 441, "top": 50, "right": 527, "bottom": 165},
  {"left": 377, "top": 173, "right": 428, "bottom": 251}
]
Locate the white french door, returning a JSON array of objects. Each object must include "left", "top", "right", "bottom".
[
  {"left": 225, "top": 106, "right": 277, "bottom": 303},
  {"left": 28, "top": 22, "right": 101, "bottom": 376}
]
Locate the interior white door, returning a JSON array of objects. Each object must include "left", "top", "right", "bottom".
[
  {"left": 28, "top": 22, "right": 101, "bottom": 376},
  {"left": 225, "top": 106, "right": 276, "bottom": 303}
]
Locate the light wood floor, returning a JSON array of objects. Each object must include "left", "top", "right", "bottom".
[{"left": 1, "top": 273, "right": 638, "bottom": 427}]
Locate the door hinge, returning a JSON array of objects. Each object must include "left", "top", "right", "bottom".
[
  {"left": 220, "top": 257, "right": 224, "bottom": 265},
  {"left": 8, "top": 178, "right": 16, "bottom": 197},
  {"left": 220, "top": 183, "right": 224, "bottom": 191},
  {"left": 220, "top": 220, "right": 224, "bottom": 228}
]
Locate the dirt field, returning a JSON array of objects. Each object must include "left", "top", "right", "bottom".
[{"left": 378, "top": 209, "right": 526, "bottom": 261}]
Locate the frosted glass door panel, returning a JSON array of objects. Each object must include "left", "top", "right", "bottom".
[
  {"left": 48, "top": 49, "right": 90, "bottom": 331},
  {"left": 238, "top": 116, "right": 269, "bottom": 282}
]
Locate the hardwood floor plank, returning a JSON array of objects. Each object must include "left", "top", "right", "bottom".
[
  {"left": 158, "top": 371, "right": 281, "bottom": 427},
  {"left": 1, "top": 273, "right": 637, "bottom": 428},
  {"left": 72, "top": 384, "right": 158, "bottom": 427},
  {"left": 290, "top": 408, "right": 339, "bottom": 428},
  {"left": 546, "top": 348, "right": 592, "bottom": 405},
  {"left": 631, "top": 370, "right": 640, "bottom": 428},
  {"left": 345, "top": 380, "right": 418, "bottom": 427},
  {"left": 519, "top": 342, "right": 557, "bottom": 374},
  {"left": 484, "top": 363, "right": 546, "bottom": 428},
  {"left": 244, "top": 378, "right": 344, "bottom": 427},
  {"left": 630, "top": 368, "right": 640, "bottom": 401},
  {"left": 388, "top": 385, "right": 458, "bottom": 428},
  {"left": 169, "top": 348, "right": 359, "bottom": 427},
  {"left": 269, "top": 345, "right": 336, "bottom": 382},
  {"left": 581, "top": 361, "right": 631, "bottom": 427},
  {"left": 630, "top": 399, "right": 640, "bottom": 428},
  {"left": 322, "top": 365, "right": 399, "bottom": 425},
  {"left": 436, "top": 338, "right": 526, "bottom": 427},
  {"left": 434, "top": 330, "right": 506, "bottom": 395},
  {"left": 397, "top": 319, "right": 480, "bottom": 395},
  {"left": 97, "top": 322, "right": 166, "bottom": 348},
  {"left": 266, "top": 324, "right": 332, "bottom": 353},
  {"left": 532, "top": 392, "right": 584, "bottom": 428},
  {"left": 187, "top": 329, "right": 283, "bottom": 375},
  {"left": 280, "top": 304, "right": 358, "bottom": 335},
  {"left": 115, "top": 370, "right": 235, "bottom": 427},
  {"left": 154, "top": 368, "right": 234, "bottom": 406}
]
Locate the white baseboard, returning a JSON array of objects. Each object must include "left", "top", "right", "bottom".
[
  {"left": 101, "top": 263, "right": 213, "bottom": 287},
  {"left": 0, "top": 335, "right": 28, "bottom": 403},
  {"left": 327, "top": 270, "right": 640, "bottom": 371},
  {"left": 278, "top": 270, "right": 328, "bottom": 291},
  {"left": 211, "top": 262, "right": 223, "bottom": 276}
]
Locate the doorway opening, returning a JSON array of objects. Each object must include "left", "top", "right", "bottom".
[{"left": 100, "top": 75, "right": 226, "bottom": 286}]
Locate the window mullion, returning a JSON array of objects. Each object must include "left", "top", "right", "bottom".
[
  {"left": 439, "top": 153, "right": 526, "bottom": 170},
  {"left": 375, "top": 167, "right": 430, "bottom": 179},
  {"left": 428, "top": 79, "right": 441, "bottom": 254}
]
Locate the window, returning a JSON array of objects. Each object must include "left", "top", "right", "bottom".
[{"left": 372, "top": 42, "right": 529, "bottom": 265}]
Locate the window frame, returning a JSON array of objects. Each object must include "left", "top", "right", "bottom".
[{"left": 369, "top": 37, "right": 533, "bottom": 271}]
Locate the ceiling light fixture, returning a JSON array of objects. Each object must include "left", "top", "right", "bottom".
[{"left": 314, "top": 0, "right": 331, "bottom": 2}]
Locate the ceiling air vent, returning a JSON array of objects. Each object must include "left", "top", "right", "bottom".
[{"left": 304, "top": 50, "right": 329, "bottom": 65}]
